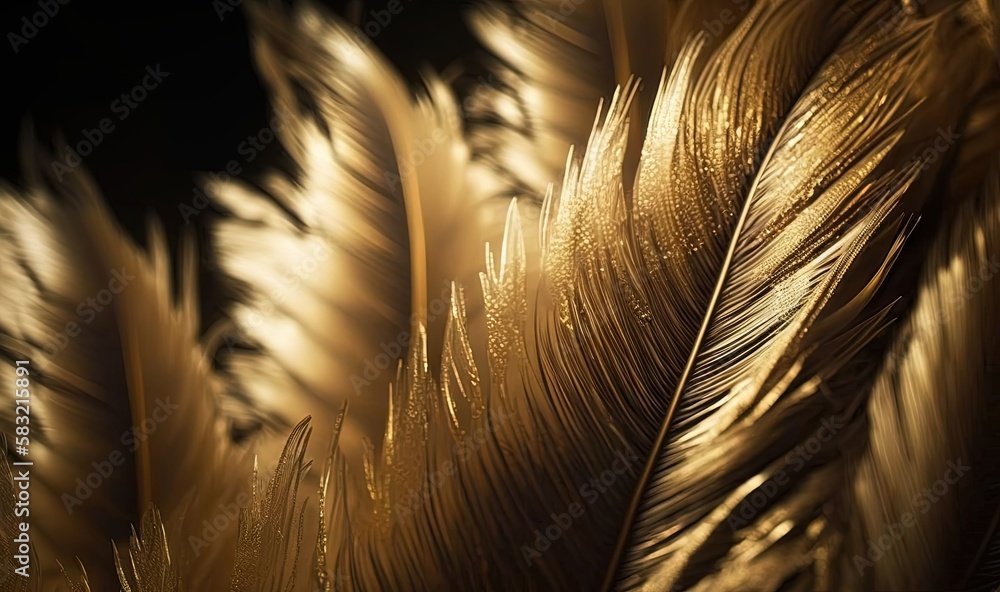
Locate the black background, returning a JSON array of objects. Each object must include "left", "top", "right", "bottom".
[{"left": 0, "top": 0, "right": 480, "bottom": 247}]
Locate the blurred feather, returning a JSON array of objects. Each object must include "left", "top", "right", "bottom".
[
  {"left": 208, "top": 2, "right": 525, "bottom": 486},
  {"left": 114, "top": 420, "right": 314, "bottom": 592},
  {"left": 840, "top": 159, "right": 1000, "bottom": 590},
  {"left": 463, "top": 0, "right": 722, "bottom": 203},
  {"left": 0, "top": 163, "right": 249, "bottom": 590}
]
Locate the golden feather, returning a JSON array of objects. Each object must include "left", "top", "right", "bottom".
[{"left": 1, "top": 0, "right": 1000, "bottom": 590}]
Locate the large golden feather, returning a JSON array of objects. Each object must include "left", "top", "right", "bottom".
[{"left": 2, "top": 0, "right": 1000, "bottom": 590}]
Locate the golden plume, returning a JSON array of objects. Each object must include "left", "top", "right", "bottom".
[{"left": 2, "top": 0, "right": 1000, "bottom": 590}]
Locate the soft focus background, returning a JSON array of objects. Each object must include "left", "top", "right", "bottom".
[{"left": 0, "top": 0, "right": 483, "bottom": 322}]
